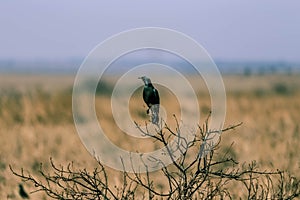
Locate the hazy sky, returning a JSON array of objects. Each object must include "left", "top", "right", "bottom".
[{"left": 1, "top": 1, "right": 299, "bottom": 62}]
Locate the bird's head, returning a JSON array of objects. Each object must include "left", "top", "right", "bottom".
[{"left": 138, "top": 76, "right": 152, "bottom": 85}]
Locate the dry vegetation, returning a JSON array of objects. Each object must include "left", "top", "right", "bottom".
[{"left": 0, "top": 73, "right": 299, "bottom": 199}]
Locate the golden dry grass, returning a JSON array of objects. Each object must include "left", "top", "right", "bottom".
[{"left": 0, "top": 73, "right": 299, "bottom": 199}]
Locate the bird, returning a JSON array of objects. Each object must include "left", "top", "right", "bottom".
[
  {"left": 18, "top": 183, "right": 29, "bottom": 199},
  {"left": 138, "top": 76, "right": 160, "bottom": 125}
]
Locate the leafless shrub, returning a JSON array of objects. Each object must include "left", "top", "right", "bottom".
[{"left": 10, "top": 114, "right": 300, "bottom": 199}]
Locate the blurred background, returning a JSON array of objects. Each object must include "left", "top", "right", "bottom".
[
  {"left": 0, "top": 1, "right": 299, "bottom": 199},
  {"left": 1, "top": 0, "right": 300, "bottom": 73}
]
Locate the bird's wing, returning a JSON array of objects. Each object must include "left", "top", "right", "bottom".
[{"left": 152, "top": 88, "right": 160, "bottom": 104}]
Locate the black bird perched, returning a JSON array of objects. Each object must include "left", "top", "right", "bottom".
[
  {"left": 139, "top": 76, "right": 160, "bottom": 125},
  {"left": 18, "top": 183, "right": 29, "bottom": 199}
]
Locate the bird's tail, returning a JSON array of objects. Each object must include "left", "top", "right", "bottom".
[{"left": 150, "top": 104, "right": 160, "bottom": 125}]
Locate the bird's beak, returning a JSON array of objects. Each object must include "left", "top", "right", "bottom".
[{"left": 138, "top": 77, "right": 142, "bottom": 79}]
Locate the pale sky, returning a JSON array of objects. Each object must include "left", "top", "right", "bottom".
[{"left": 0, "top": 1, "right": 299, "bottom": 62}]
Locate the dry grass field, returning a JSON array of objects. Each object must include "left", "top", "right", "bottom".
[{"left": 0, "top": 73, "right": 299, "bottom": 199}]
